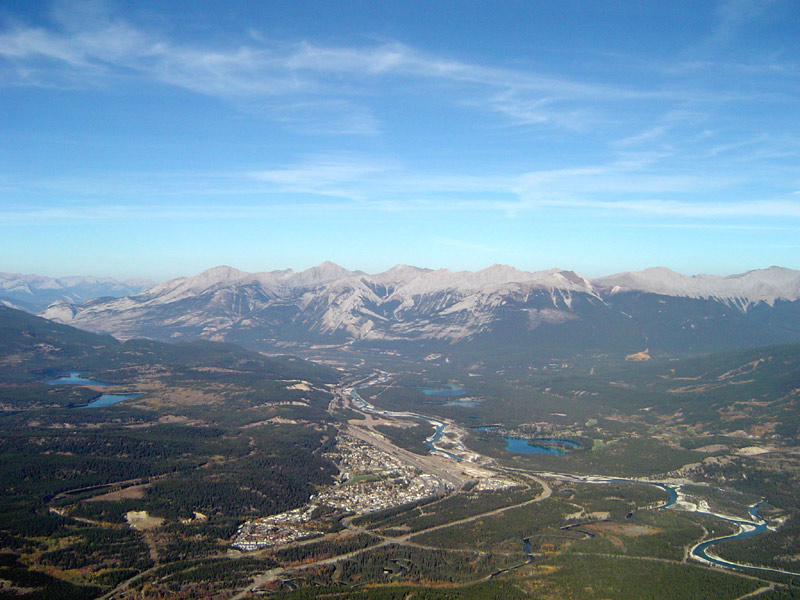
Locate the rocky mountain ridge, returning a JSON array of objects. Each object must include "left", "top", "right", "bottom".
[
  {"left": 594, "top": 266, "right": 800, "bottom": 308},
  {"left": 38, "top": 263, "right": 800, "bottom": 361},
  {"left": 0, "top": 271, "right": 154, "bottom": 312}
]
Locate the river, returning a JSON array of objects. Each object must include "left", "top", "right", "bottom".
[
  {"left": 687, "top": 501, "right": 800, "bottom": 576},
  {"left": 620, "top": 482, "right": 796, "bottom": 576},
  {"left": 350, "top": 375, "right": 796, "bottom": 576},
  {"left": 349, "top": 379, "right": 461, "bottom": 461}
]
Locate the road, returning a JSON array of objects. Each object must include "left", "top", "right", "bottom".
[
  {"left": 231, "top": 475, "right": 552, "bottom": 598},
  {"left": 107, "top": 371, "right": 788, "bottom": 598},
  {"left": 397, "top": 475, "right": 550, "bottom": 543},
  {"left": 226, "top": 376, "right": 554, "bottom": 598},
  {"left": 345, "top": 420, "right": 466, "bottom": 490},
  {"left": 339, "top": 375, "right": 491, "bottom": 488}
]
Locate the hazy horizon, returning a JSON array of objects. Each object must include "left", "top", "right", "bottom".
[{"left": 3, "top": 260, "right": 799, "bottom": 286}]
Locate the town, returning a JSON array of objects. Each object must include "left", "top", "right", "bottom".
[{"left": 232, "top": 435, "right": 450, "bottom": 550}]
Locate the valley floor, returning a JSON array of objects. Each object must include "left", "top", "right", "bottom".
[{"left": 96, "top": 371, "right": 800, "bottom": 600}]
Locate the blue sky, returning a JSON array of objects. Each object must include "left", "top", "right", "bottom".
[{"left": 2, "top": 0, "right": 799, "bottom": 281}]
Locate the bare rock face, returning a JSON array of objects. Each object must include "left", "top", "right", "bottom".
[
  {"left": 594, "top": 266, "right": 800, "bottom": 308},
  {"left": 39, "top": 263, "right": 800, "bottom": 359}
]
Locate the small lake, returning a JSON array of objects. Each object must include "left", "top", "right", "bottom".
[
  {"left": 420, "top": 383, "right": 469, "bottom": 397},
  {"left": 46, "top": 371, "right": 141, "bottom": 409},
  {"left": 80, "top": 393, "right": 142, "bottom": 409},
  {"left": 444, "top": 399, "right": 481, "bottom": 407},
  {"left": 532, "top": 437, "right": 580, "bottom": 448},
  {"left": 503, "top": 437, "right": 580, "bottom": 455},
  {"left": 47, "top": 372, "right": 110, "bottom": 386}
]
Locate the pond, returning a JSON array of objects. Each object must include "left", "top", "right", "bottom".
[
  {"left": 503, "top": 437, "right": 580, "bottom": 455},
  {"left": 46, "top": 371, "right": 141, "bottom": 408},
  {"left": 46, "top": 372, "right": 110, "bottom": 386},
  {"left": 444, "top": 399, "right": 481, "bottom": 407},
  {"left": 531, "top": 437, "right": 580, "bottom": 448},
  {"left": 80, "top": 393, "right": 142, "bottom": 409},
  {"left": 420, "top": 383, "right": 469, "bottom": 397}
]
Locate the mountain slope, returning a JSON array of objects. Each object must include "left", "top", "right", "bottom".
[
  {"left": 0, "top": 304, "right": 336, "bottom": 386},
  {"left": 0, "top": 271, "right": 154, "bottom": 312},
  {"left": 39, "top": 263, "right": 800, "bottom": 361},
  {"left": 0, "top": 307, "right": 340, "bottom": 598},
  {"left": 595, "top": 266, "right": 800, "bottom": 309}
]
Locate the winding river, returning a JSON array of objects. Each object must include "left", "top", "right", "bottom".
[
  {"left": 686, "top": 501, "right": 799, "bottom": 576},
  {"left": 349, "top": 374, "right": 798, "bottom": 577},
  {"left": 540, "top": 474, "right": 795, "bottom": 574},
  {"left": 629, "top": 484, "right": 798, "bottom": 576},
  {"left": 349, "top": 379, "right": 461, "bottom": 461}
]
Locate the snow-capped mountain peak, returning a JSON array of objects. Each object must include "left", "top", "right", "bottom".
[
  {"left": 142, "top": 265, "right": 249, "bottom": 302},
  {"left": 292, "top": 262, "right": 357, "bottom": 287},
  {"left": 375, "top": 264, "right": 432, "bottom": 284},
  {"left": 594, "top": 266, "right": 800, "bottom": 306},
  {"left": 37, "top": 263, "right": 800, "bottom": 354}
]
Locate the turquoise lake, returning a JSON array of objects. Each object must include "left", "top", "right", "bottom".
[
  {"left": 46, "top": 371, "right": 141, "bottom": 408},
  {"left": 503, "top": 437, "right": 580, "bottom": 455},
  {"left": 80, "top": 393, "right": 142, "bottom": 409},
  {"left": 46, "top": 372, "right": 110, "bottom": 386},
  {"left": 420, "top": 383, "right": 469, "bottom": 397}
]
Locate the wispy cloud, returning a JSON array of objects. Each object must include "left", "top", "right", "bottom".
[
  {"left": 7, "top": 195, "right": 796, "bottom": 222},
  {"left": 5, "top": 155, "right": 799, "bottom": 223},
  {"left": 627, "top": 222, "right": 800, "bottom": 231},
  {"left": 249, "top": 155, "right": 400, "bottom": 199},
  {"left": 613, "top": 126, "right": 669, "bottom": 149},
  {"left": 511, "top": 159, "right": 737, "bottom": 200},
  {"left": 243, "top": 100, "right": 381, "bottom": 136},
  {"left": 2, "top": 2, "right": 799, "bottom": 230},
  {"left": 705, "top": 0, "right": 775, "bottom": 50},
  {"left": 1, "top": 3, "right": 787, "bottom": 136},
  {"left": 519, "top": 197, "right": 800, "bottom": 219},
  {"left": 246, "top": 154, "right": 519, "bottom": 203}
]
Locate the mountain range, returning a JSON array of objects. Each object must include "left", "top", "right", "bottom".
[
  {"left": 35, "top": 263, "right": 800, "bottom": 362},
  {"left": 0, "top": 272, "right": 154, "bottom": 312}
]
